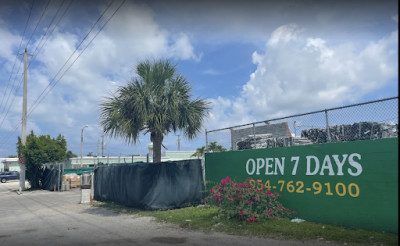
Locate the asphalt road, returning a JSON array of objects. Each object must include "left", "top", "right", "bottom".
[{"left": 0, "top": 181, "right": 339, "bottom": 246}]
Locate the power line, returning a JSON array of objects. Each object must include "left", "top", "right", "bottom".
[
  {"left": 0, "top": 76, "right": 24, "bottom": 130},
  {"left": 0, "top": 0, "right": 53, "bottom": 129},
  {"left": 29, "top": 0, "right": 75, "bottom": 69},
  {"left": 30, "top": 0, "right": 68, "bottom": 64},
  {"left": 0, "top": 0, "right": 127, "bottom": 147},
  {"left": 0, "top": 0, "right": 92, "bottom": 143},
  {"left": 0, "top": 60, "right": 24, "bottom": 129},
  {"left": 0, "top": 1, "right": 34, "bottom": 123},
  {"left": 28, "top": 0, "right": 124, "bottom": 116},
  {"left": 25, "top": 0, "right": 52, "bottom": 49},
  {"left": 27, "top": 0, "right": 116, "bottom": 116}
]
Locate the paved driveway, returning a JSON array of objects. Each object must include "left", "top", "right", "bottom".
[{"left": 0, "top": 181, "right": 339, "bottom": 246}]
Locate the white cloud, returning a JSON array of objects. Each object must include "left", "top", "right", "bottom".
[
  {"left": 1, "top": 1, "right": 398, "bottom": 154},
  {"left": 267, "top": 24, "right": 303, "bottom": 47},
  {"left": 203, "top": 69, "right": 220, "bottom": 75},
  {"left": 0, "top": 25, "right": 20, "bottom": 59},
  {"left": 206, "top": 96, "right": 254, "bottom": 130},
  {"left": 0, "top": 1, "right": 200, "bottom": 154},
  {"left": 169, "top": 33, "right": 202, "bottom": 61},
  {"left": 207, "top": 23, "right": 398, "bottom": 129}
]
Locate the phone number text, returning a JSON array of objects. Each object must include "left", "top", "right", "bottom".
[{"left": 249, "top": 178, "right": 360, "bottom": 198}]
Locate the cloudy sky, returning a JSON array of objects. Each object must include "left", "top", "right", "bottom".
[{"left": 0, "top": 0, "right": 398, "bottom": 157}]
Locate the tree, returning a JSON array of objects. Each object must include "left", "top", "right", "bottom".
[
  {"left": 87, "top": 152, "right": 93, "bottom": 156},
  {"left": 66, "top": 151, "right": 77, "bottom": 159},
  {"left": 207, "top": 141, "right": 227, "bottom": 152},
  {"left": 191, "top": 146, "right": 205, "bottom": 158},
  {"left": 17, "top": 131, "right": 68, "bottom": 189},
  {"left": 100, "top": 59, "right": 210, "bottom": 163},
  {"left": 191, "top": 141, "right": 227, "bottom": 158}
]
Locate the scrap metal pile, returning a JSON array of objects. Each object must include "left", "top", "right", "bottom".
[
  {"left": 236, "top": 134, "right": 313, "bottom": 150},
  {"left": 301, "top": 122, "right": 398, "bottom": 143},
  {"left": 236, "top": 122, "right": 397, "bottom": 150}
]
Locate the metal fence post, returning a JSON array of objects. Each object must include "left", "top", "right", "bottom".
[
  {"left": 253, "top": 123, "right": 256, "bottom": 149},
  {"left": 205, "top": 129, "right": 208, "bottom": 153},
  {"left": 204, "top": 97, "right": 397, "bottom": 148},
  {"left": 325, "top": 109, "right": 331, "bottom": 142}
]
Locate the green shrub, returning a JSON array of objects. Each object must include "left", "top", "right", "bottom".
[{"left": 204, "top": 177, "right": 296, "bottom": 222}]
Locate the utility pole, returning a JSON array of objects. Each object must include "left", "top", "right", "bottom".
[
  {"left": 293, "top": 121, "right": 296, "bottom": 137},
  {"left": 101, "top": 134, "right": 104, "bottom": 156},
  {"left": 177, "top": 134, "right": 180, "bottom": 151},
  {"left": 19, "top": 48, "right": 30, "bottom": 192},
  {"left": 80, "top": 125, "right": 88, "bottom": 167},
  {"left": 97, "top": 139, "right": 100, "bottom": 157}
]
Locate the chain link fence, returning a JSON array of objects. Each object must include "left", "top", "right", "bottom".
[{"left": 206, "top": 97, "right": 398, "bottom": 151}]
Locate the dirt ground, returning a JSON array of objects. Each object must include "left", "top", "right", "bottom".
[{"left": 0, "top": 181, "right": 340, "bottom": 246}]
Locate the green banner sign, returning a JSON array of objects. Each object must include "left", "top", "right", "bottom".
[{"left": 205, "top": 138, "right": 398, "bottom": 233}]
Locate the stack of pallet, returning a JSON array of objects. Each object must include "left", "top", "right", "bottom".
[{"left": 63, "top": 174, "right": 81, "bottom": 188}]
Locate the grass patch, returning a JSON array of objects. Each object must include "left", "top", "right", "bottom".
[
  {"left": 91, "top": 201, "right": 142, "bottom": 214},
  {"left": 91, "top": 202, "right": 398, "bottom": 246}
]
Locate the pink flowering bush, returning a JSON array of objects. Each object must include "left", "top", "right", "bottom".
[{"left": 204, "top": 176, "right": 296, "bottom": 222}]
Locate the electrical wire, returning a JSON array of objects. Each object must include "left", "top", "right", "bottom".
[
  {"left": 27, "top": 0, "right": 117, "bottom": 116},
  {"left": 25, "top": 0, "right": 52, "bottom": 49},
  {"left": 0, "top": 0, "right": 72, "bottom": 132},
  {"left": 0, "top": 0, "right": 127, "bottom": 147},
  {"left": 30, "top": 0, "right": 67, "bottom": 64},
  {"left": 29, "top": 0, "right": 75, "bottom": 69},
  {"left": 0, "top": 1, "right": 34, "bottom": 124},
  {"left": 0, "top": 0, "right": 53, "bottom": 129},
  {"left": 0, "top": 0, "right": 54, "bottom": 133}
]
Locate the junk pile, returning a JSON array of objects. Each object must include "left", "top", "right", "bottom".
[
  {"left": 236, "top": 122, "right": 397, "bottom": 150},
  {"left": 237, "top": 134, "right": 313, "bottom": 150},
  {"left": 301, "top": 122, "right": 398, "bottom": 144}
]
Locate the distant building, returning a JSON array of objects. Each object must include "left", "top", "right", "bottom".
[
  {"left": 1, "top": 151, "right": 197, "bottom": 171},
  {"left": 66, "top": 151, "right": 197, "bottom": 168},
  {"left": 0, "top": 158, "right": 20, "bottom": 172}
]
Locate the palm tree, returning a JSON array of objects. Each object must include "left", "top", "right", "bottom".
[
  {"left": 191, "top": 146, "right": 205, "bottom": 158},
  {"left": 191, "top": 141, "right": 227, "bottom": 158},
  {"left": 208, "top": 141, "right": 227, "bottom": 152},
  {"left": 100, "top": 59, "right": 210, "bottom": 163}
]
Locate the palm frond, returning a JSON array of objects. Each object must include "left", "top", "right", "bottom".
[{"left": 99, "top": 59, "right": 210, "bottom": 158}]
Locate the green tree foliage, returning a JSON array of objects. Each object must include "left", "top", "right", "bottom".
[
  {"left": 17, "top": 131, "right": 68, "bottom": 189},
  {"left": 208, "top": 141, "right": 227, "bottom": 152},
  {"left": 191, "top": 146, "right": 205, "bottom": 158},
  {"left": 66, "top": 150, "right": 77, "bottom": 159},
  {"left": 100, "top": 59, "right": 210, "bottom": 163},
  {"left": 191, "top": 141, "right": 227, "bottom": 158}
]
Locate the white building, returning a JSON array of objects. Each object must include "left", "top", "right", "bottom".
[
  {"left": 1, "top": 151, "right": 197, "bottom": 171},
  {"left": 66, "top": 151, "right": 197, "bottom": 168},
  {"left": 0, "top": 158, "right": 20, "bottom": 172}
]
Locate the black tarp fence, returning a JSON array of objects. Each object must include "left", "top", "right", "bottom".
[
  {"left": 41, "top": 166, "right": 62, "bottom": 191},
  {"left": 94, "top": 159, "right": 205, "bottom": 210}
]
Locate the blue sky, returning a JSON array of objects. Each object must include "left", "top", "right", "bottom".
[{"left": 0, "top": 0, "right": 398, "bottom": 157}]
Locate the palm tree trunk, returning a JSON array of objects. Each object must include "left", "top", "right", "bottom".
[{"left": 151, "top": 132, "right": 163, "bottom": 163}]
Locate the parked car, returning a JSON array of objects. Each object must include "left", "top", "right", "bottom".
[{"left": 0, "top": 171, "right": 19, "bottom": 183}]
